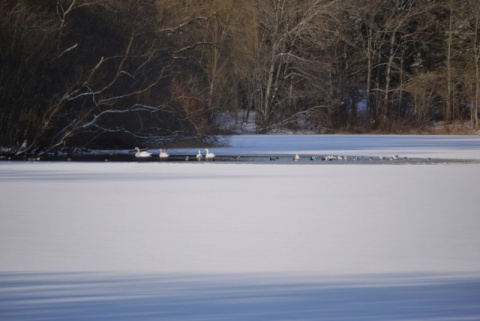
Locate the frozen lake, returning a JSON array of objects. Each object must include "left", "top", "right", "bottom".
[{"left": 1, "top": 135, "right": 480, "bottom": 320}]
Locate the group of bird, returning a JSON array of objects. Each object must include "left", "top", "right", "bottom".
[
  {"left": 288, "top": 154, "right": 409, "bottom": 162},
  {"left": 134, "top": 147, "right": 411, "bottom": 163},
  {"left": 134, "top": 147, "right": 215, "bottom": 160},
  {"left": 289, "top": 154, "right": 348, "bottom": 162}
]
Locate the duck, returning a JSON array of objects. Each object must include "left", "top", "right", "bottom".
[
  {"left": 196, "top": 150, "right": 203, "bottom": 160},
  {"left": 159, "top": 148, "right": 170, "bottom": 159},
  {"left": 134, "top": 147, "right": 152, "bottom": 158},
  {"left": 205, "top": 148, "right": 215, "bottom": 160}
]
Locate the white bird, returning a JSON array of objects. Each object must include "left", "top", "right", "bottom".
[
  {"left": 134, "top": 147, "right": 152, "bottom": 158},
  {"left": 205, "top": 148, "right": 215, "bottom": 160},
  {"left": 293, "top": 154, "right": 300, "bottom": 161},
  {"left": 196, "top": 150, "right": 202, "bottom": 160},
  {"left": 159, "top": 148, "right": 170, "bottom": 159}
]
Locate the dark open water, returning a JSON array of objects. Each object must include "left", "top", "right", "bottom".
[{"left": 3, "top": 152, "right": 478, "bottom": 165}]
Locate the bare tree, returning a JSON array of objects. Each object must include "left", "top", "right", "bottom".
[
  {"left": 251, "top": 0, "right": 341, "bottom": 132},
  {"left": 1, "top": 1, "right": 179, "bottom": 154},
  {"left": 1, "top": 0, "right": 234, "bottom": 155},
  {"left": 3, "top": 0, "right": 480, "bottom": 149},
  {"left": 463, "top": 0, "right": 480, "bottom": 129},
  {"left": 347, "top": 0, "right": 443, "bottom": 129}
]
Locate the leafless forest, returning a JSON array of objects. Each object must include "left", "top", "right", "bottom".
[{"left": 1, "top": 0, "right": 479, "bottom": 154}]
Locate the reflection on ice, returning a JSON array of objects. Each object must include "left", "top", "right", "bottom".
[{"left": 1, "top": 272, "right": 479, "bottom": 321}]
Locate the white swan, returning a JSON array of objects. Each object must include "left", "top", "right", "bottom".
[
  {"left": 196, "top": 150, "right": 202, "bottom": 160},
  {"left": 293, "top": 154, "right": 300, "bottom": 161},
  {"left": 205, "top": 148, "right": 215, "bottom": 160},
  {"left": 134, "top": 147, "right": 152, "bottom": 158},
  {"left": 159, "top": 148, "right": 170, "bottom": 159}
]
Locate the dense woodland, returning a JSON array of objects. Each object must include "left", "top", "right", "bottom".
[{"left": 1, "top": 0, "right": 480, "bottom": 154}]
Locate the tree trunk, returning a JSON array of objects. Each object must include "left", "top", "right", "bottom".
[
  {"left": 472, "top": 4, "right": 480, "bottom": 129},
  {"left": 382, "top": 29, "right": 397, "bottom": 127},
  {"left": 445, "top": 2, "right": 454, "bottom": 125}
]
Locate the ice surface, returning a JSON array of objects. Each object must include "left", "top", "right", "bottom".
[
  {"left": 185, "top": 134, "right": 480, "bottom": 159},
  {"left": 1, "top": 135, "right": 480, "bottom": 320},
  {"left": 1, "top": 135, "right": 479, "bottom": 274}
]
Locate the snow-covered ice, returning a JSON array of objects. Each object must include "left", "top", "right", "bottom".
[
  {"left": 1, "top": 162, "right": 480, "bottom": 275},
  {"left": 1, "top": 135, "right": 480, "bottom": 320},
  {"left": 213, "top": 134, "right": 480, "bottom": 159}
]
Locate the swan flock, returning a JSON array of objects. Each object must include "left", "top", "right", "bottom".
[{"left": 134, "top": 147, "right": 215, "bottom": 161}]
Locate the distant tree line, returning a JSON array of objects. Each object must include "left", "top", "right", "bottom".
[{"left": 1, "top": 0, "right": 479, "bottom": 154}]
